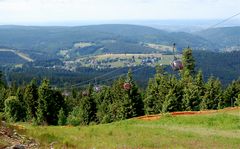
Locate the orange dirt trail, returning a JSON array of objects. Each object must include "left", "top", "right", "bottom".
[{"left": 136, "top": 107, "right": 239, "bottom": 121}]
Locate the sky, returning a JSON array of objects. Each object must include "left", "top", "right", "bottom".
[{"left": 0, "top": 0, "right": 240, "bottom": 25}]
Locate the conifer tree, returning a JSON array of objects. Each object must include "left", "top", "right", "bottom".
[
  {"left": 170, "top": 75, "right": 184, "bottom": 111},
  {"left": 182, "top": 83, "right": 200, "bottom": 111},
  {"left": 144, "top": 65, "right": 168, "bottom": 114},
  {"left": 109, "top": 70, "right": 144, "bottom": 120},
  {"left": 182, "top": 48, "right": 195, "bottom": 76},
  {"left": 195, "top": 70, "right": 204, "bottom": 93},
  {"left": 110, "top": 77, "right": 126, "bottom": 121},
  {"left": 182, "top": 70, "right": 204, "bottom": 111},
  {"left": 95, "top": 87, "right": 113, "bottom": 123},
  {"left": 58, "top": 108, "right": 67, "bottom": 126},
  {"left": 24, "top": 79, "right": 38, "bottom": 120},
  {"left": 0, "top": 88, "right": 6, "bottom": 112},
  {"left": 0, "top": 71, "right": 4, "bottom": 87},
  {"left": 68, "top": 84, "right": 97, "bottom": 125},
  {"left": 235, "top": 93, "right": 240, "bottom": 106},
  {"left": 4, "top": 96, "right": 23, "bottom": 122},
  {"left": 201, "top": 76, "right": 222, "bottom": 110},
  {"left": 16, "top": 87, "right": 27, "bottom": 120},
  {"left": 162, "top": 89, "right": 178, "bottom": 112},
  {"left": 78, "top": 95, "right": 97, "bottom": 125},
  {"left": 36, "top": 79, "right": 65, "bottom": 125},
  {"left": 125, "top": 69, "right": 144, "bottom": 117},
  {"left": 221, "top": 79, "right": 240, "bottom": 108}
]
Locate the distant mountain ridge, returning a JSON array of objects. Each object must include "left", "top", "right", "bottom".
[
  {"left": 0, "top": 24, "right": 214, "bottom": 59},
  {"left": 196, "top": 26, "right": 240, "bottom": 49},
  {"left": 0, "top": 24, "right": 239, "bottom": 61}
]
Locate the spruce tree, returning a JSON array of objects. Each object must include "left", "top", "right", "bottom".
[
  {"left": 24, "top": 79, "right": 39, "bottom": 120},
  {"left": 0, "top": 87, "right": 7, "bottom": 112},
  {"left": 144, "top": 65, "right": 169, "bottom": 114},
  {"left": 68, "top": 84, "right": 97, "bottom": 125},
  {"left": 144, "top": 78, "right": 159, "bottom": 114},
  {"left": 110, "top": 77, "right": 126, "bottom": 121},
  {"left": 0, "top": 71, "right": 4, "bottom": 87},
  {"left": 201, "top": 76, "right": 222, "bottom": 110},
  {"left": 36, "top": 79, "right": 65, "bottom": 125},
  {"left": 222, "top": 79, "right": 240, "bottom": 108},
  {"left": 126, "top": 70, "right": 144, "bottom": 117},
  {"left": 169, "top": 75, "right": 184, "bottom": 111},
  {"left": 58, "top": 108, "right": 67, "bottom": 126},
  {"left": 95, "top": 87, "right": 113, "bottom": 123},
  {"left": 182, "top": 83, "right": 200, "bottom": 111},
  {"left": 195, "top": 70, "right": 204, "bottom": 94},
  {"left": 16, "top": 87, "right": 27, "bottom": 120},
  {"left": 182, "top": 48, "right": 195, "bottom": 76},
  {"left": 79, "top": 95, "right": 97, "bottom": 125},
  {"left": 120, "top": 70, "right": 144, "bottom": 118},
  {"left": 162, "top": 89, "right": 178, "bottom": 112},
  {"left": 4, "top": 96, "right": 23, "bottom": 122},
  {"left": 235, "top": 93, "right": 240, "bottom": 106}
]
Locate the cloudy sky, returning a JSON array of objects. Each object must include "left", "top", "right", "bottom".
[{"left": 0, "top": 0, "right": 240, "bottom": 25}]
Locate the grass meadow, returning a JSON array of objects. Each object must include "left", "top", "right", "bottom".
[{"left": 12, "top": 108, "right": 240, "bottom": 149}]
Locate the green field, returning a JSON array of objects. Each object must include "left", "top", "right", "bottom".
[
  {"left": 76, "top": 54, "right": 181, "bottom": 68},
  {"left": 14, "top": 108, "right": 240, "bottom": 149}
]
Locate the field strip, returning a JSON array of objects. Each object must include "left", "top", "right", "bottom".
[
  {"left": 94, "top": 53, "right": 163, "bottom": 59},
  {"left": 0, "top": 49, "right": 33, "bottom": 62}
]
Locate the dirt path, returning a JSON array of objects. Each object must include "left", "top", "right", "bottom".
[{"left": 136, "top": 107, "right": 240, "bottom": 121}]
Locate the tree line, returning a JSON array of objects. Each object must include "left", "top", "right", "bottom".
[{"left": 0, "top": 48, "right": 239, "bottom": 126}]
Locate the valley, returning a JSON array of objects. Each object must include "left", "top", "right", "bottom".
[
  {"left": 0, "top": 25, "right": 239, "bottom": 87},
  {"left": 1, "top": 1, "right": 240, "bottom": 149}
]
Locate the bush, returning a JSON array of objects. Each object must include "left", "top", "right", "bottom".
[
  {"left": 58, "top": 108, "right": 67, "bottom": 126},
  {"left": 67, "top": 107, "right": 81, "bottom": 126},
  {"left": 4, "top": 96, "right": 25, "bottom": 122},
  {"left": 235, "top": 94, "right": 240, "bottom": 106}
]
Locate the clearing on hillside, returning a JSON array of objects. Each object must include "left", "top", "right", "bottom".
[{"left": 9, "top": 107, "right": 240, "bottom": 149}]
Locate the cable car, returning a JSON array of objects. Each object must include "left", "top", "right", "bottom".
[
  {"left": 94, "top": 85, "right": 101, "bottom": 92},
  {"left": 93, "top": 78, "right": 102, "bottom": 92},
  {"left": 171, "top": 58, "right": 183, "bottom": 71},
  {"left": 171, "top": 43, "right": 183, "bottom": 71},
  {"left": 123, "top": 82, "right": 132, "bottom": 90},
  {"left": 82, "top": 90, "right": 89, "bottom": 96}
]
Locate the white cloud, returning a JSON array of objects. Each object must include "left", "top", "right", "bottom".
[{"left": 0, "top": 0, "right": 239, "bottom": 24}]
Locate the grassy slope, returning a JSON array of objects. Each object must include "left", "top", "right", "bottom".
[{"left": 16, "top": 108, "right": 240, "bottom": 149}]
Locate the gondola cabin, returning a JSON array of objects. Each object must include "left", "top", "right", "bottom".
[
  {"left": 171, "top": 59, "right": 183, "bottom": 71},
  {"left": 94, "top": 86, "right": 101, "bottom": 92},
  {"left": 82, "top": 91, "right": 89, "bottom": 96},
  {"left": 123, "top": 83, "right": 132, "bottom": 90}
]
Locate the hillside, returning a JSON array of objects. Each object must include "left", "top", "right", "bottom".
[
  {"left": 0, "top": 51, "right": 27, "bottom": 65},
  {"left": 8, "top": 108, "right": 240, "bottom": 148},
  {"left": 0, "top": 25, "right": 239, "bottom": 87},
  {"left": 196, "top": 26, "right": 240, "bottom": 51},
  {"left": 193, "top": 50, "right": 240, "bottom": 85},
  {"left": 0, "top": 25, "right": 214, "bottom": 61}
]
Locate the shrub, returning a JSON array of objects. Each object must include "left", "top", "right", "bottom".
[
  {"left": 67, "top": 107, "right": 81, "bottom": 126},
  {"left": 58, "top": 108, "right": 67, "bottom": 126},
  {"left": 4, "top": 96, "right": 25, "bottom": 122}
]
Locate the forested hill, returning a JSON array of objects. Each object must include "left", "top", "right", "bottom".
[
  {"left": 0, "top": 25, "right": 213, "bottom": 57},
  {"left": 196, "top": 26, "right": 240, "bottom": 50},
  {"left": 193, "top": 50, "right": 240, "bottom": 85}
]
